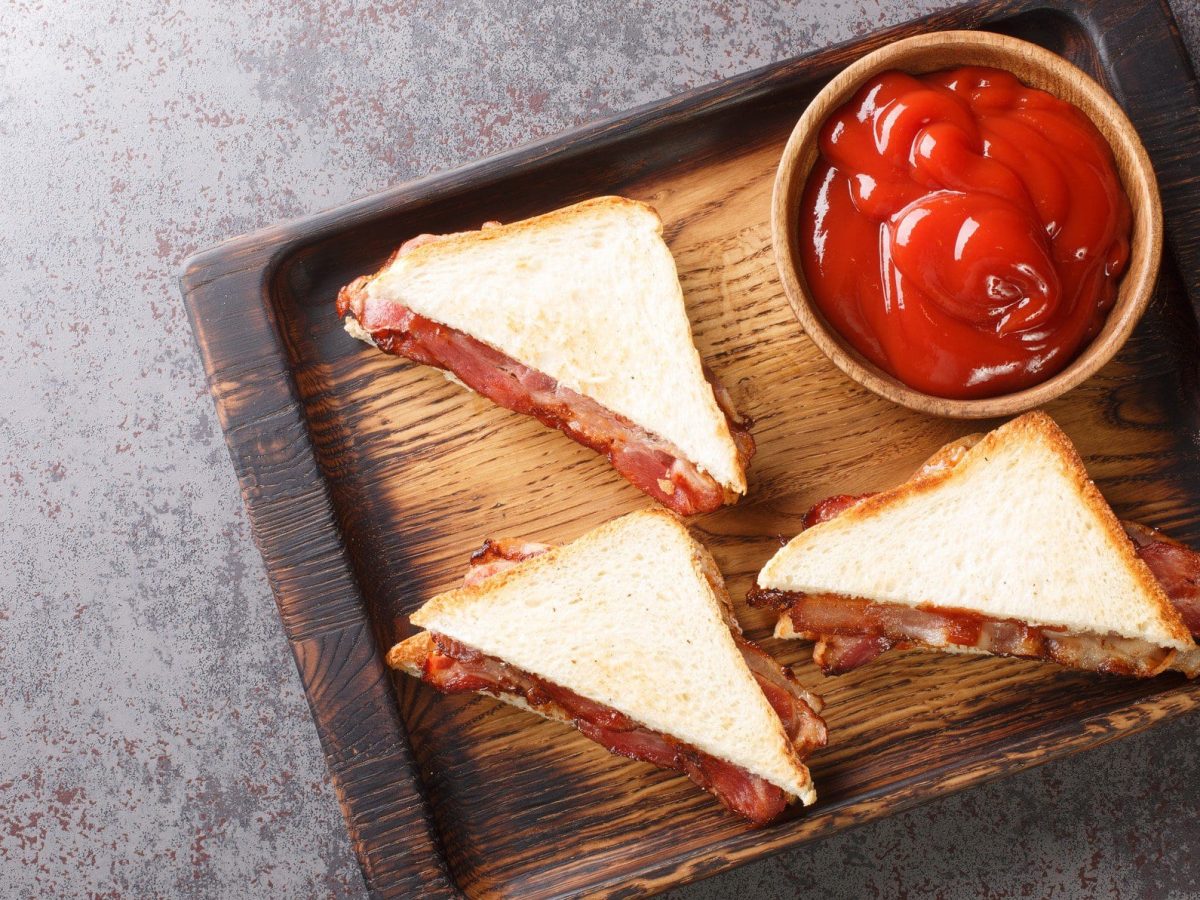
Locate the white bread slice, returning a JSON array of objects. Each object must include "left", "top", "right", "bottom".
[
  {"left": 348, "top": 197, "right": 745, "bottom": 494},
  {"left": 399, "top": 508, "right": 815, "bottom": 804},
  {"left": 391, "top": 630, "right": 651, "bottom": 737},
  {"left": 758, "top": 412, "right": 1194, "bottom": 651}
]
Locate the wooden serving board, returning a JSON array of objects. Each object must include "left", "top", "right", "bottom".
[{"left": 180, "top": 1, "right": 1200, "bottom": 896}]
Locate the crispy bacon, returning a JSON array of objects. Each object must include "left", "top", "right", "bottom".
[
  {"left": 1124, "top": 521, "right": 1200, "bottom": 636},
  {"left": 752, "top": 493, "right": 1200, "bottom": 677},
  {"left": 462, "top": 539, "right": 553, "bottom": 587},
  {"left": 679, "top": 752, "right": 788, "bottom": 825},
  {"left": 812, "top": 634, "right": 893, "bottom": 674},
  {"left": 337, "top": 237, "right": 754, "bottom": 517},
  {"left": 420, "top": 633, "right": 790, "bottom": 824},
  {"left": 773, "top": 593, "right": 1189, "bottom": 677},
  {"left": 734, "top": 635, "right": 827, "bottom": 754},
  {"left": 802, "top": 493, "right": 875, "bottom": 528},
  {"left": 421, "top": 636, "right": 518, "bottom": 693},
  {"left": 438, "top": 539, "right": 825, "bottom": 823},
  {"left": 573, "top": 719, "right": 682, "bottom": 770}
]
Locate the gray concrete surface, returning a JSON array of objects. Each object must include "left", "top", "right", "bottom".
[{"left": 2, "top": 1, "right": 1198, "bottom": 897}]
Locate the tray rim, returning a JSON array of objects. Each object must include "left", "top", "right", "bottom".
[{"left": 179, "top": 0, "right": 1200, "bottom": 896}]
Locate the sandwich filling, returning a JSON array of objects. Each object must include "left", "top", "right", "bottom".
[
  {"left": 337, "top": 235, "right": 754, "bottom": 517},
  {"left": 750, "top": 494, "right": 1200, "bottom": 677},
  {"left": 402, "top": 540, "right": 826, "bottom": 825}
]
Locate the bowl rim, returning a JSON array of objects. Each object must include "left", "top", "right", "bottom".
[{"left": 770, "top": 29, "right": 1164, "bottom": 419}]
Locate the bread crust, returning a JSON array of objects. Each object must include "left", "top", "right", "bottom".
[
  {"left": 412, "top": 509, "right": 728, "bottom": 629},
  {"left": 339, "top": 196, "right": 748, "bottom": 496},
  {"left": 765, "top": 412, "right": 1193, "bottom": 649},
  {"left": 386, "top": 631, "right": 434, "bottom": 674},
  {"left": 394, "top": 196, "right": 661, "bottom": 265},
  {"left": 392, "top": 508, "right": 818, "bottom": 806}
]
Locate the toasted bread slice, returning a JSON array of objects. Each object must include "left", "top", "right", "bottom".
[
  {"left": 390, "top": 630, "right": 612, "bottom": 727},
  {"left": 397, "top": 508, "right": 816, "bottom": 804},
  {"left": 758, "top": 412, "right": 1193, "bottom": 651},
  {"left": 348, "top": 196, "right": 745, "bottom": 494}
]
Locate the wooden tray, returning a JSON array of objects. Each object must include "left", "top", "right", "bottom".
[{"left": 180, "top": 1, "right": 1200, "bottom": 896}]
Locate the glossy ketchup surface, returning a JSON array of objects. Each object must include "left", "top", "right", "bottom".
[{"left": 800, "top": 67, "right": 1131, "bottom": 399}]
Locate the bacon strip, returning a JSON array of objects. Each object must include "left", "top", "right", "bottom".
[
  {"left": 420, "top": 634, "right": 790, "bottom": 824},
  {"left": 462, "top": 539, "right": 554, "bottom": 587},
  {"left": 1124, "top": 521, "right": 1200, "bottom": 636},
  {"left": 759, "top": 592, "right": 1189, "bottom": 677},
  {"left": 802, "top": 493, "right": 876, "bottom": 528},
  {"left": 735, "top": 634, "right": 827, "bottom": 754},
  {"left": 751, "top": 494, "right": 1200, "bottom": 677},
  {"left": 427, "top": 539, "right": 826, "bottom": 823},
  {"left": 337, "top": 239, "right": 754, "bottom": 517},
  {"left": 812, "top": 634, "right": 893, "bottom": 674}
]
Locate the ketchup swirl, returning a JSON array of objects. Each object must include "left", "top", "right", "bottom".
[{"left": 800, "top": 67, "right": 1132, "bottom": 399}]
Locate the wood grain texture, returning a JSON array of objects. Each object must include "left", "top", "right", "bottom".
[{"left": 180, "top": 1, "right": 1200, "bottom": 896}]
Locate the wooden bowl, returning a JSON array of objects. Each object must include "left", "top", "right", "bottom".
[{"left": 771, "top": 30, "right": 1163, "bottom": 419}]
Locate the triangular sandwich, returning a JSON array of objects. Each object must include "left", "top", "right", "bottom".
[
  {"left": 389, "top": 509, "right": 826, "bottom": 824},
  {"left": 338, "top": 197, "right": 753, "bottom": 516},
  {"left": 750, "top": 412, "right": 1200, "bottom": 678}
]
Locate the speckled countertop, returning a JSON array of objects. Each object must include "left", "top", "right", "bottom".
[{"left": 3, "top": 2, "right": 1199, "bottom": 897}]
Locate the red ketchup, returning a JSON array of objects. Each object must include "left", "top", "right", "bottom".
[{"left": 800, "top": 67, "right": 1132, "bottom": 399}]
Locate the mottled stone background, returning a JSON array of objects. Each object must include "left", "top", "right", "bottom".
[{"left": 2, "top": 1, "right": 1198, "bottom": 897}]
